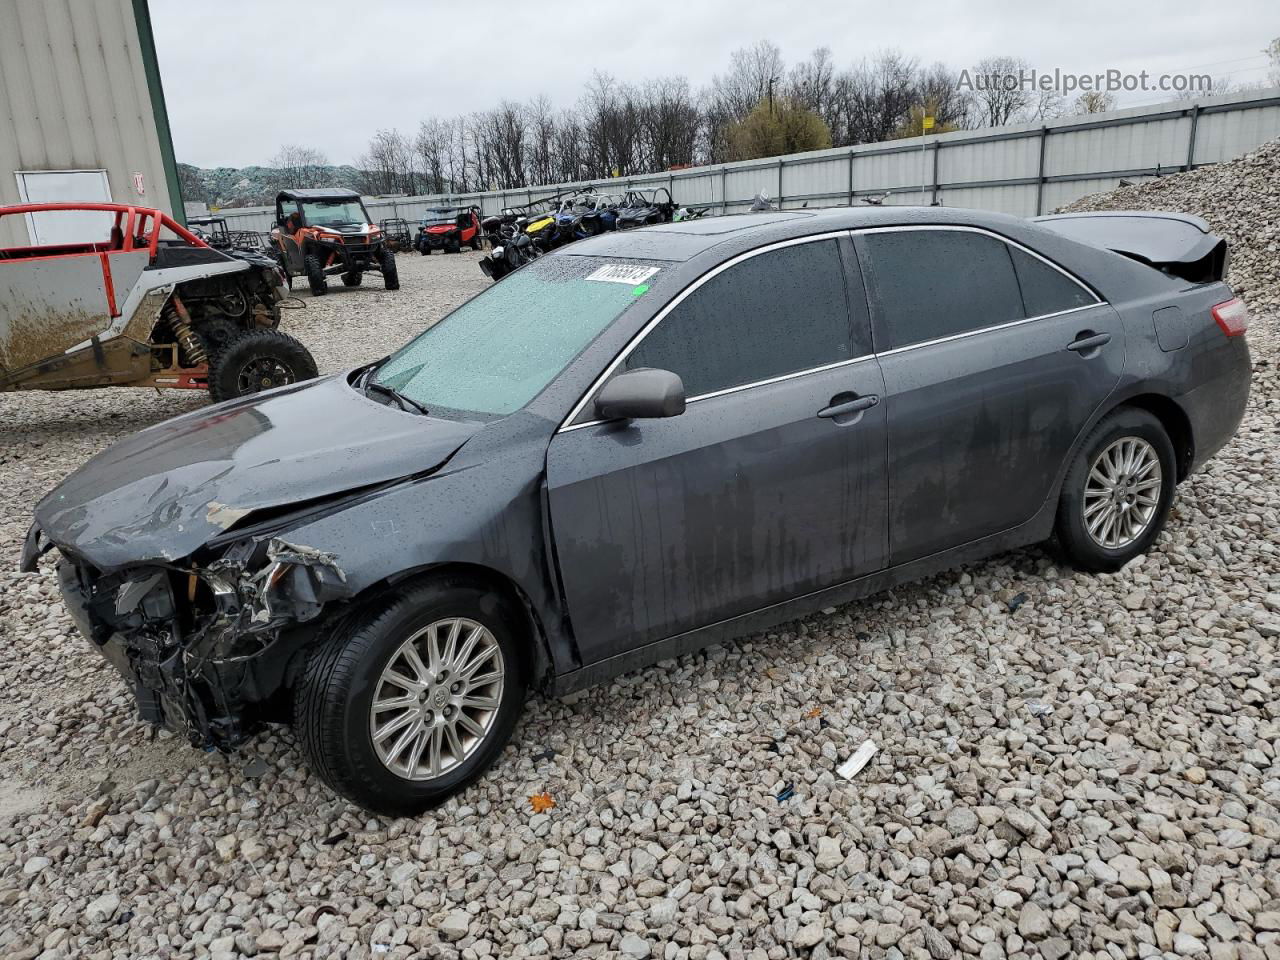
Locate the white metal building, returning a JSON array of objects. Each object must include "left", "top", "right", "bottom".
[{"left": 0, "top": 0, "right": 183, "bottom": 247}]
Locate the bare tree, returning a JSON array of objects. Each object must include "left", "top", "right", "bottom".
[
  {"left": 580, "top": 72, "right": 646, "bottom": 178},
  {"left": 708, "top": 40, "right": 787, "bottom": 124},
  {"left": 915, "top": 62, "right": 973, "bottom": 130},
  {"left": 414, "top": 120, "right": 451, "bottom": 194},
  {"left": 1074, "top": 91, "right": 1116, "bottom": 114},
  {"left": 357, "top": 129, "right": 418, "bottom": 196},
  {"left": 525, "top": 96, "right": 558, "bottom": 186},
  {"left": 636, "top": 76, "right": 701, "bottom": 170},
  {"left": 962, "top": 56, "right": 1034, "bottom": 127},
  {"left": 840, "top": 51, "right": 921, "bottom": 143},
  {"left": 270, "top": 144, "right": 330, "bottom": 189},
  {"left": 472, "top": 102, "right": 528, "bottom": 190},
  {"left": 788, "top": 47, "right": 837, "bottom": 123}
]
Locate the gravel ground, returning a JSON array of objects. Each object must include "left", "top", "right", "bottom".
[{"left": 1, "top": 205, "right": 1279, "bottom": 960}]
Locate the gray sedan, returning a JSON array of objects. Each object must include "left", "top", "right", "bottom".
[{"left": 23, "top": 206, "right": 1251, "bottom": 815}]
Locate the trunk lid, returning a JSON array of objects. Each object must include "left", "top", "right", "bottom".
[{"left": 1034, "top": 211, "right": 1228, "bottom": 284}]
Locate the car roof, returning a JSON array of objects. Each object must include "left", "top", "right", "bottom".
[
  {"left": 558, "top": 206, "right": 1042, "bottom": 262},
  {"left": 277, "top": 189, "right": 362, "bottom": 202}
]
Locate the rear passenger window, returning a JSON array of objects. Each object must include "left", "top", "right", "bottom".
[
  {"left": 625, "top": 239, "right": 854, "bottom": 398},
  {"left": 1008, "top": 246, "right": 1097, "bottom": 316},
  {"left": 863, "top": 230, "right": 1023, "bottom": 350}
]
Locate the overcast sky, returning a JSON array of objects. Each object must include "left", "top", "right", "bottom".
[{"left": 151, "top": 0, "right": 1277, "bottom": 169}]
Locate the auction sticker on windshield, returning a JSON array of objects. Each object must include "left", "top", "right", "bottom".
[{"left": 586, "top": 264, "right": 661, "bottom": 285}]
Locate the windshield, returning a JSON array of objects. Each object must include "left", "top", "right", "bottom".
[
  {"left": 301, "top": 200, "right": 368, "bottom": 227},
  {"left": 423, "top": 209, "right": 458, "bottom": 226},
  {"left": 372, "top": 256, "right": 671, "bottom": 417}
]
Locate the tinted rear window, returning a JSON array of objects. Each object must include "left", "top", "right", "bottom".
[
  {"left": 863, "top": 231, "right": 1023, "bottom": 350},
  {"left": 1008, "top": 246, "right": 1097, "bottom": 317}
]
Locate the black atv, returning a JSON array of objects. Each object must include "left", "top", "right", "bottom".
[
  {"left": 270, "top": 189, "right": 399, "bottom": 296},
  {"left": 615, "top": 188, "right": 676, "bottom": 230}
]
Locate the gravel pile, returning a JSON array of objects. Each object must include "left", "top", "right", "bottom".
[
  {"left": 1059, "top": 137, "right": 1280, "bottom": 316},
  {"left": 2, "top": 211, "right": 1279, "bottom": 960}
]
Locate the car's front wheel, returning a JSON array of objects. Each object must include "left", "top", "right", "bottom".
[
  {"left": 293, "top": 579, "right": 526, "bottom": 816},
  {"left": 1054, "top": 407, "right": 1176, "bottom": 572}
]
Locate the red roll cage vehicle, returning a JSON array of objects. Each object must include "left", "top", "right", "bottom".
[
  {"left": 0, "top": 202, "right": 317, "bottom": 402},
  {"left": 414, "top": 205, "right": 484, "bottom": 255}
]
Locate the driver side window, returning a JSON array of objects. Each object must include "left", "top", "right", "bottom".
[{"left": 625, "top": 239, "right": 859, "bottom": 398}]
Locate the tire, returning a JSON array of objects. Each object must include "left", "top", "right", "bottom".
[
  {"left": 207, "top": 328, "right": 319, "bottom": 402},
  {"left": 304, "top": 254, "right": 328, "bottom": 296},
  {"left": 293, "top": 578, "right": 527, "bottom": 816},
  {"left": 471, "top": 234, "right": 484, "bottom": 252},
  {"left": 342, "top": 271, "right": 362, "bottom": 287},
  {"left": 1054, "top": 407, "right": 1176, "bottom": 573},
  {"left": 378, "top": 247, "right": 399, "bottom": 290}
]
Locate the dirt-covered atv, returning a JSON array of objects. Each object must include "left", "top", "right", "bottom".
[
  {"left": 0, "top": 203, "right": 318, "bottom": 402},
  {"left": 270, "top": 189, "right": 399, "bottom": 296}
]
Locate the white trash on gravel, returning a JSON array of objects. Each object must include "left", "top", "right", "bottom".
[{"left": 2, "top": 148, "right": 1280, "bottom": 960}]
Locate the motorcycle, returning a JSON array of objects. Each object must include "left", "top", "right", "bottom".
[{"left": 477, "top": 210, "right": 544, "bottom": 281}]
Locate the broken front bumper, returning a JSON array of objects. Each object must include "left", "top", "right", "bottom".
[{"left": 54, "top": 539, "right": 347, "bottom": 749}]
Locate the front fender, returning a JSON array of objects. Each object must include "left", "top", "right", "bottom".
[{"left": 262, "top": 423, "right": 576, "bottom": 679}]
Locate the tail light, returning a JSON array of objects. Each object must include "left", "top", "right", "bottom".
[{"left": 1211, "top": 298, "right": 1249, "bottom": 337}]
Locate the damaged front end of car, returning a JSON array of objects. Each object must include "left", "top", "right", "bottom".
[{"left": 43, "top": 531, "right": 352, "bottom": 750}]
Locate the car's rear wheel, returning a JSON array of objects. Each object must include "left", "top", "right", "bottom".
[
  {"left": 378, "top": 247, "right": 399, "bottom": 290},
  {"left": 293, "top": 579, "right": 527, "bottom": 816},
  {"left": 1054, "top": 407, "right": 1176, "bottom": 572},
  {"left": 342, "top": 271, "right": 362, "bottom": 287},
  {"left": 471, "top": 234, "right": 484, "bottom": 252},
  {"left": 207, "top": 329, "right": 319, "bottom": 402},
  {"left": 304, "top": 254, "right": 328, "bottom": 296}
]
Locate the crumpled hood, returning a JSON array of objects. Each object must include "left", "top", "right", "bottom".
[{"left": 34, "top": 374, "right": 482, "bottom": 569}]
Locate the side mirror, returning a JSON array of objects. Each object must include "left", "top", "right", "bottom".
[{"left": 594, "top": 368, "right": 685, "bottom": 421}]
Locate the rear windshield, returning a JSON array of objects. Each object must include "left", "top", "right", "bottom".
[{"left": 372, "top": 256, "right": 671, "bottom": 417}]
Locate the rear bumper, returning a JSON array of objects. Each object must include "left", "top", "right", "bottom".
[{"left": 1181, "top": 336, "right": 1251, "bottom": 474}]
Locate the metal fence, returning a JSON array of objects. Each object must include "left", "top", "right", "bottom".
[{"left": 211, "top": 87, "right": 1280, "bottom": 234}]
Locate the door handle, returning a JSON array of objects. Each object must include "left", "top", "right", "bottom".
[
  {"left": 1067, "top": 331, "right": 1111, "bottom": 354},
  {"left": 817, "top": 394, "right": 879, "bottom": 419}
]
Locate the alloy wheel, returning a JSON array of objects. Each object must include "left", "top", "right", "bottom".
[
  {"left": 1082, "top": 437, "right": 1163, "bottom": 549},
  {"left": 368, "top": 618, "right": 505, "bottom": 781}
]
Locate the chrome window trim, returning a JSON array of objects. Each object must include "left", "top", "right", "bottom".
[
  {"left": 557, "top": 231, "right": 853, "bottom": 432},
  {"left": 856, "top": 223, "right": 1103, "bottom": 306},
  {"left": 872, "top": 302, "right": 1101, "bottom": 358},
  {"left": 555, "top": 223, "right": 1108, "bottom": 434}
]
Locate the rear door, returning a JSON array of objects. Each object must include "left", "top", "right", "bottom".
[
  {"left": 856, "top": 226, "right": 1124, "bottom": 565},
  {"left": 546, "top": 236, "right": 889, "bottom": 665}
]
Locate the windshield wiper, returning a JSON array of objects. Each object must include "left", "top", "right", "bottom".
[{"left": 364, "top": 380, "right": 430, "bottom": 416}]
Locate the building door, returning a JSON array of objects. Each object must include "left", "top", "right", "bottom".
[{"left": 15, "top": 170, "right": 112, "bottom": 244}]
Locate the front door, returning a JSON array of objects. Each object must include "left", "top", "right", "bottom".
[
  {"left": 856, "top": 227, "right": 1125, "bottom": 564},
  {"left": 546, "top": 236, "right": 889, "bottom": 665}
]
